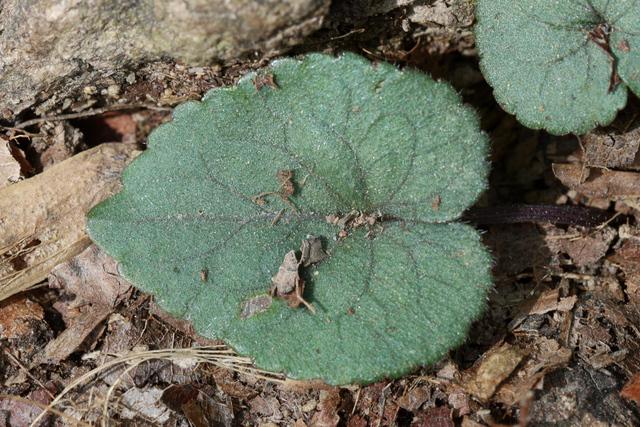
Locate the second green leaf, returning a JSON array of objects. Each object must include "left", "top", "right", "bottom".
[{"left": 475, "top": 0, "right": 640, "bottom": 135}]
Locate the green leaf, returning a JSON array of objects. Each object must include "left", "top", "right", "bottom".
[
  {"left": 475, "top": 0, "right": 640, "bottom": 135},
  {"left": 87, "top": 53, "right": 492, "bottom": 385}
]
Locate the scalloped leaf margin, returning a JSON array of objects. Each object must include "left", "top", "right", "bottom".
[
  {"left": 87, "top": 53, "right": 493, "bottom": 385},
  {"left": 475, "top": 0, "right": 640, "bottom": 135}
]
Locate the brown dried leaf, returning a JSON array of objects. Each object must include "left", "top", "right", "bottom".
[
  {"left": 560, "top": 225, "right": 616, "bottom": 265},
  {"left": 34, "top": 244, "right": 133, "bottom": 364},
  {"left": 0, "top": 143, "right": 139, "bottom": 302},
  {"left": 493, "top": 337, "right": 571, "bottom": 406},
  {"left": 49, "top": 245, "right": 132, "bottom": 322},
  {"left": 120, "top": 387, "right": 171, "bottom": 423},
  {"left": 462, "top": 342, "right": 530, "bottom": 401},
  {"left": 521, "top": 288, "right": 578, "bottom": 316},
  {"left": 553, "top": 163, "right": 640, "bottom": 199},
  {"left": 411, "top": 407, "right": 454, "bottom": 427},
  {"left": 556, "top": 295, "right": 578, "bottom": 312},
  {"left": 162, "top": 383, "right": 233, "bottom": 427},
  {"left": 522, "top": 288, "right": 560, "bottom": 315},
  {"left": 0, "top": 382, "right": 56, "bottom": 427},
  {"left": 584, "top": 95, "right": 640, "bottom": 169},
  {"left": 213, "top": 368, "right": 257, "bottom": 399},
  {"left": 584, "top": 128, "right": 640, "bottom": 170},
  {"left": 625, "top": 273, "right": 640, "bottom": 304},
  {"left": 248, "top": 395, "right": 273, "bottom": 416},
  {"left": 622, "top": 373, "right": 640, "bottom": 405},
  {"left": 448, "top": 392, "right": 470, "bottom": 417},
  {"left": 310, "top": 388, "right": 341, "bottom": 427}
]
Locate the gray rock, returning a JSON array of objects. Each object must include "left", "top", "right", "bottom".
[{"left": 0, "top": 0, "right": 330, "bottom": 115}]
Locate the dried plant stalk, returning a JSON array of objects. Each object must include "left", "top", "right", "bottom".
[{"left": 0, "top": 143, "right": 140, "bottom": 301}]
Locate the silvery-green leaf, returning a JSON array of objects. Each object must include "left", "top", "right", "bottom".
[{"left": 87, "top": 53, "right": 492, "bottom": 385}]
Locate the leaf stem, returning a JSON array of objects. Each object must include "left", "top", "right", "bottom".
[{"left": 461, "top": 204, "right": 616, "bottom": 227}]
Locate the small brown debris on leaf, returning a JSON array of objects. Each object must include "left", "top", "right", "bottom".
[
  {"left": 325, "top": 214, "right": 338, "bottom": 225},
  {"left": 270, "top": 208, "right": 285, "bottom": 227},
  {"left": 618, "top": 38, "right": 630, "bottom": 52},
  {"left": 252, "top": 170, "right": 299, "bottom": 217},
  {"left": 300, "top": 235, "right": 327, "bottom": 266},
  {"left": 240, "top": 294, "right": 272, "bottom": 318},
  {"left": 431, "top": 194, "right": 441, "bottom": 211},
  {"left": 201, "top": 268, "right": 208, "bottom": 282},
  {"left": 253, "top": 74, "right": 278, "bottom": 91},
  {"left": 271, "top": 250, "right": 299, "bottom": 295},
  {"left": 270, "top": 250, "right": 315, "bottom": 313}
]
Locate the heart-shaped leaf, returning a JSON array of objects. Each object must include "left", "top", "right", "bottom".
[
  {"left": 475, "top": 0, "right": 640, "bottom": 135},
  {"left": 87, "top": 53, "right": 492, "bottom": 385}
]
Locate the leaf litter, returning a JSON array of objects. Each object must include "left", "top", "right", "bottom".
[{"left": 4, "top": 22, "right": 640, "bottom": 427}]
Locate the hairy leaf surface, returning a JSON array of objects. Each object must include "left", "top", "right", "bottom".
[
  {"left": 475, "top": 0, "right": 640, "bottom": 135},
  {"left": 87, "top": 53, "right": 492, "bottom": 385}
]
